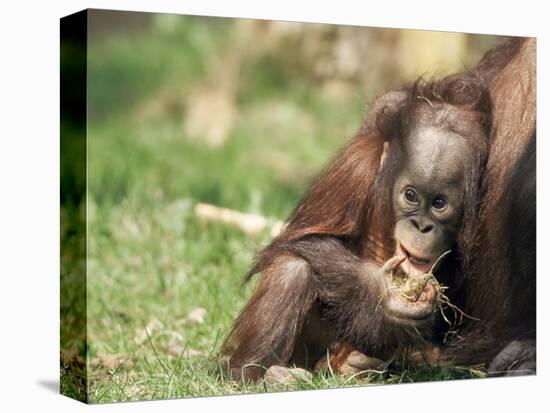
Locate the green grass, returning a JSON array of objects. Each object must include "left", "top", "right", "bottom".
[{"left": 60, "top": 14, "right": 486, "bottom": 403}]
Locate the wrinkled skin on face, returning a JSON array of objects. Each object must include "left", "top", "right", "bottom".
[
  {"left": 379, "top": 105, "right": 481, "bottom": 327},
  {"left": 393, "top": 125, "right": 468, "bottom": 275}
]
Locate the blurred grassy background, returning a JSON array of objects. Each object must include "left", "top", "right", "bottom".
[{"left": 64, "top": 10, "right": 499, "bottom": 402}]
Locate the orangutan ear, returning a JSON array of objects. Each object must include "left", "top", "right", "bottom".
[{"left": 379, "top": 141, "right": 390, "bottom": 171}]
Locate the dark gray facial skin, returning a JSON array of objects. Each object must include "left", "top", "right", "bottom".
[{"left": 392, "top": 125, "right": 471, "bottom": 275}]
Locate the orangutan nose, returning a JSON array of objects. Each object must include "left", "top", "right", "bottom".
[{"left": 410, "top": 217, "right": 434, "bottom": 234}]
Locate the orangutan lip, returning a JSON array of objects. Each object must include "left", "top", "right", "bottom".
[
  {"left": 399, "top": 245, "right": 433, "bottom": 267},
  {"left": 409, "top": 255, "right": 431, "bottom": 266}
]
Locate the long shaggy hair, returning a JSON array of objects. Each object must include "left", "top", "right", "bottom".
[{"left": 248, "top": 74, "right": 491, "bottom": 282}]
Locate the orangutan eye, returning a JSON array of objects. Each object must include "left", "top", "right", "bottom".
[
  {"left": 432, "top": 196, "right": 448, "bottom": 210},
  {"left": 404, "top": 188, "right": 418, "bottom": 203}
]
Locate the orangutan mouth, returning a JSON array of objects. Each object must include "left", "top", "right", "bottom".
[{"left": 398, "top": 244, "right": 436, "bottom": 274}]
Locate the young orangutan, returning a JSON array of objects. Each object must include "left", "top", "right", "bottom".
[{"left": 221, "top": 71, "right": 492, "bottom": 382}]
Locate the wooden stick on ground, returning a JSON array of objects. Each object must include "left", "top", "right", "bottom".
[{"left": 194, "top": 202, "right": 285, "bottom": 237}]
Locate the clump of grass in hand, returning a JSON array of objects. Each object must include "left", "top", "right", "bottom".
[{"left": 388, "top": 250, "right": 479, "bottom": 329}]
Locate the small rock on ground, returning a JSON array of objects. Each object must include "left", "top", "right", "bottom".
[{"left": 264, "top": 365, "right": 312, "bottom": 386}]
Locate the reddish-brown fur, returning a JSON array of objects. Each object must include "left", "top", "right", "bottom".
[
  {"left": 221, "top": 37, "right": 535, "bottom": 381},
  {"left": 442, "top": 38, "right": 536, "bottom": 368}
]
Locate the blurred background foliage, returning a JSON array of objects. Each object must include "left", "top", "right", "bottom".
[
  {"left": 64, "top": 10, "right": 500, "bottom": 402},
  {"left": 86, "top": 11, "right": 499, "bottom": 215}
]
